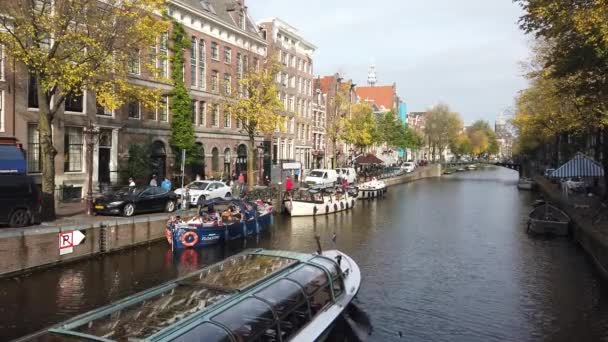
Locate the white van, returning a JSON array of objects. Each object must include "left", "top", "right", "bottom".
[
  {"left": 304, "top": 169, "right": 338, "bottom": 188},
  {"left": 335, "top": 168, "right": 357, "bottom": 184}
]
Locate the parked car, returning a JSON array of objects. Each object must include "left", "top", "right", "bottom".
[
  {"left": 93, "top": 186, "right": 177, "bottom": 217},
  {"left": 401, "top": 162, "right": 415, "bottom": 173},
  {"left": 0, "top": 138, "right": 27, "bottom": 175},
  {"left": 0, "top": 175, "right": 41, "bottom": 227},
  {"left": 335, "top": 168, "right": 357, "bottom": 184},
  {"left": 173, "top": 181, "right": 232, "bottom": 207},
  {"left": 304, "top": 169, "right": 338, "bottom": 188}
]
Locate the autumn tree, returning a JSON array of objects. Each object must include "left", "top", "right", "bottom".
[
  {"left": 228, "top": 57, "right": 284, "bottom": 191},
  {"left": 423, "top": 104, "right": 463, "bottom": 161},
  {"left": 450, "top": 133, "right": 472, "bottom": 159},
  {"left": 0, "top": 0, "right": 167, "bottom": 219},
  {"left": 341, "top": 103, "right": 378, "bottom": 152},
  {"left": 326, "top": 82, "right": 352, "bottom": 168},
  {"left": 467, "top": 120, "right": 499, "bottom": 158}
]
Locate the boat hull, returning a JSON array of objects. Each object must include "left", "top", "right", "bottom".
[
  {"left": 284, "top": 197, "right": 356, "bottom": 216},
  {"left": 528, "top": 219, "right": 569, "bottom": 236},
  {"left": 357, "top": 186, "right": 387, "bottom": 200}
]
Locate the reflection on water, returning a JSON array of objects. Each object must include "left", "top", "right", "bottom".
[{"left": 2, "top": 167, "right": 608, "bottom": 341}]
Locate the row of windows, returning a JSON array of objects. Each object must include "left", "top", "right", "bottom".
[
  {"left": 278, "top": 93, "right": 312, "bottom": 118},
  {"left": 296, "top": 123, "right": 312, "bottom": 142},
  {"left": 27, "top": 124, "right": 83, "bottom": 173},
  {"left": 127, "top": 33, "right": 170, "bottom": 79},
  {"left": 279, "top": 49, "right": 312, "bottom": 75},
  {"left": 277, "top": 73, "right": 313, "bottom": 96}
]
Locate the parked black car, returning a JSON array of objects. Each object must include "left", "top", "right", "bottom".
[
  {"left": 0, "top": 175, "right": 41, "bottom": 227},
  {"left": 93, "top": 186, "right": 177, "bottom": 217}
]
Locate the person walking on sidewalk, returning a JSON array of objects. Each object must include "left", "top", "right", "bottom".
[
  {"left": 285, "top": 176, "right": 294, "bottom": 199},
  {"left": 238, "top": 172, "right": 245, "bottom": 195},
  {"left": 161, "top": 177, "right": 172, "bottom": 191}
]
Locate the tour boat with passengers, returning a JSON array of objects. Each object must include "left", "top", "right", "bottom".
[
  {"left": 357, "top": 178, "right": 387, "bottom": 200},
  {"left": 31, "top": 248, "right": 361, "bottom": 342},
  {"left": 284, "top": 187, "right": 357, "bottom": 217},
  {"left": 166, "top": 199, "right": 273, "bottom": 249}
]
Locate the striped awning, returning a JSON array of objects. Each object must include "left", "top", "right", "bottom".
[{"left": 551, "top": 152, "right": 604, "bottom": 178}]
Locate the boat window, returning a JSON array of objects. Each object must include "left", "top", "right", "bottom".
[
  {"left": 71, "top": 285, "right": 229, "bottom": 340},
  {"left": 309, "top": 284, "right": 332, "bottom": 316},
  {"left": 286, "top": 265, "right": 329, "bottom": 296},
  {"left": 212, "top": 297, "right": 278, "bottom": 341},
  {"left": 195, "top": 254, "right": 296, "bottom": 291},
  {"left": 311, "top": 257, "right": 340, "bottom": 279},
  {"left": 255, "top": 279, "right": 307, "bottom": 318},
  {"left": 173, "top": 322, "right": 233, "bottom": 342},
  {"left": 278, "top": 301, "right": 311, "bottom": 340}
]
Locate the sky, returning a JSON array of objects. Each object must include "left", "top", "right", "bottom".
[{"left": 249, "top": 0, "right": 531, "bottom": 125}]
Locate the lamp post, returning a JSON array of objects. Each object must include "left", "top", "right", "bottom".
[
  {"left": 83, "top": 121, "right": 100, "bottom": 216},
  {"left": 257, "top": 143, "right": 265, "bottom": 185}
]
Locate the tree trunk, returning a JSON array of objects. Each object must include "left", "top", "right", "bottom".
[
  {"left": 37, "top": 78, "right": 57, "bottom": 221},
  {"left": 247, "top": 135, "right": 255, "bottom": 192},
  {"left": 332, "top": 138, "right": 337, "bottom": 169},
  {"left": 602, "top": 128, "right": 608, "bottom": 199}
]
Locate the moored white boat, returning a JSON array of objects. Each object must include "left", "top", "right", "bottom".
[
  {"left": 357, "top": 179, "right": 387, "bottom": 200},
  {"left": 517, "top": 178, "right": 535, "bottom": 190},
  {"left": 285, "top": 188, "right": 357, "bottom": 216}
]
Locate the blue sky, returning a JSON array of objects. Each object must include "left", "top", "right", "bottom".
[{"left": 249, "top": 0, "right": 530, "bottom": 125}]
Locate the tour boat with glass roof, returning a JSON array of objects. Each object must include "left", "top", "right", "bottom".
[{"left": 29, "top": 248, "right": 361, "bottom": 342}]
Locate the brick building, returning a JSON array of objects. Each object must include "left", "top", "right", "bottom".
[
  {"left": 257, "top": 18, "right": 316, "bottom": 172},
  {"left": 1, "top": 0, "right": 268, "bottom": 201}
]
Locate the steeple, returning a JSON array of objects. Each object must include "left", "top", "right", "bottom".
[{"left": 367, "top": 64, "right": 377, "bottom": 87}]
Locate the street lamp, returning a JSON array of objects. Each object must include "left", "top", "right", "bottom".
[
  {"left": 256, "top": 143, "right": 265, "bottom": 185},
  {"left": 83, "top": 121, "right": 100, "bottom": 216}
]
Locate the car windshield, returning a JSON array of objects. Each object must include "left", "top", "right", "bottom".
[
  {"left": 310, "top": 171, "right": 324, "bottom": 177},
  {"left": 188, "top": 182, "right": 210, "bottom": 190},
  {"left": 108, "top": 187, "right": 143, "bottom": 197}
]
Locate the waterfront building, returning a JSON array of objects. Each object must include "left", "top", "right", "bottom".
[
  {"left": 257, "top": 17, "right": 316, "bottom": 175},
  {"left": 0, "top": 0, "right": 268, "bottom": 201}
]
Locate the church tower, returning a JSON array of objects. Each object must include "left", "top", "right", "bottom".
[{"left": 367, "top": 64, "right": 377, "bottom": 87}]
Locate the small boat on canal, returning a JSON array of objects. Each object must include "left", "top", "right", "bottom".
[
  {"left": 527, "top": 203, "right": 571, "bottom": 236},
  {"left": 285, "top": 187, "right": 357, "bottom": 216},
  {"left": 357, "top": 178, "right": 387, "bottom": 199},
  {"left": 35, "top": 248, "right": 361, "bottom": 342},
  {"left": 166, "top": 199, "right": 273, "bottom": 249},
  {"left": 517, "top": 178, "right": 535, "bottom": 190}
]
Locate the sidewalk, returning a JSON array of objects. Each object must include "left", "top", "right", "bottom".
[{"left": 534, "top": 175, "right": 608, "bottom": 279}]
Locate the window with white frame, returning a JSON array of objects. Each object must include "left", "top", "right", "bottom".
[
  {"left": 198, "top": 101, "right": 205, "bottom": 126},
  {"left": 190, "top": 37, "right": 197, "bottom": 87},
  {"left": 224, "top": 47, "right": 231, "bottom": 64},
  {"left": 27, "top": 124, "right": 41, "bottom": 173},
  {"left": 28, "top": 73, "right": 39, "bottom": 109},
  {"left": 211, "top": 42, "right": 219, "bottom": 60},
  {"left": 191, "top": 100, "right": 197, "bottom": 124},
  {"left": 64, "top": 126, "right": 83, "bottom": 172},
  {"left": 65, "top": 91, "right": 84, "bottom": 113},
  {"left": 199, "top": 40, "right": 206, "bottom": 90},
  {"left": 160, "top": 33, "right": 169, "bottom": 78},
  {"left": 224, "top": 110, "right": 230, "bottom": 128},
  {"left": 0, "top": 44, "right": 4, "bottom": 81},
  {"left": 96, "top": 100, "right": 113, "bottom": 117},
  {"left": 128, "top": 101, "right": 140, "bottom": 119},
  {"left": 212, "top": 104, "right": 219, "bottom": 127},
  {"left": 127, "top": 49, "right": 140, "bottom": 75},
  {"left": 211, "top": 70, "right": 219, "bottom": 92},
  {"left": 159, "top": 96, "right": 168, "bottom": 122},
  {"left": 224, "top": 73, "right": 231, "bottom": 94}
]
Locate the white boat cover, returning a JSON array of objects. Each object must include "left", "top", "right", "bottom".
[{"left": 552, "top": 152, "right": 604, "bottom": 178}]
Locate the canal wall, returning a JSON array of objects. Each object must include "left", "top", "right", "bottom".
[
  {"left": 534, "top": 176, "right": 608, "bottom": 280},
  {"left": 383, "top": 164, "right": 442, "bottom": 186},
  {"left": 0, "top": 213, "right": 172, "bottom": 278}
]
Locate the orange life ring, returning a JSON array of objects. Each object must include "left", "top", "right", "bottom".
[{"left": 181, "top": 231, "right": 199, "bottom": 247}]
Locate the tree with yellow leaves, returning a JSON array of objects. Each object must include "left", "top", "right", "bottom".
[
  {"left": 228, "top": 56, "right": 284, "bottom": 191},
  {"left": 0, "top": 0, "right": 167, "bottom": 219},
  {"left": 341, "top": 103, "right": 378, "bottom": 152}
]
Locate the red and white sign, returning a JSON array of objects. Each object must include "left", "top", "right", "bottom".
[{"left": 59, "top": 230, "right": 86, "bottom": 255}]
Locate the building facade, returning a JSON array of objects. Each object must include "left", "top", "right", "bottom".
[
  {"left": 3, "top": 0, "right": 268, "bottom": 201},
  {"left": 257, "top": 18, "right": 316, "bottom": 172}
]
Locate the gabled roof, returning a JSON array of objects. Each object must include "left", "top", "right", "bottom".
[
  {"left": 355, "top": 85, "right": 395, "bottom": 111},
  {"left": 173, "top": 0, "right": 263, "bottom": 39},
  {"left": 317, "top": 75, "right": 335, "bottom": 94}
]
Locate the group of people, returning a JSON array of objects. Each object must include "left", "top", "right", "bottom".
[
  {"left": 167, "top": 203, "right": 245, "bottom": 226},
  {"left": 128, "top": 174, "right": 172, "bottom": 191}
]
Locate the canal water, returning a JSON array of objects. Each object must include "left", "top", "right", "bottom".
[{"left": 2, "top": 167, "right": 608, "bottom": 341}]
